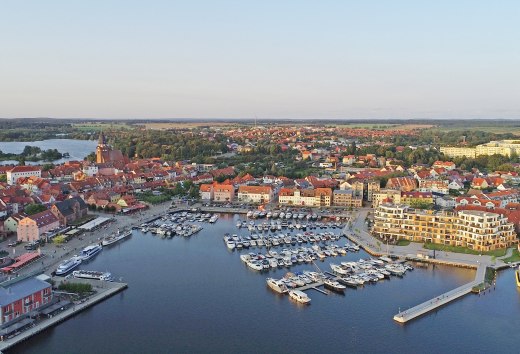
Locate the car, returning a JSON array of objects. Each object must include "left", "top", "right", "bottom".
[{"left": 8, "top": 241, "right": 20, "bottom": 247}]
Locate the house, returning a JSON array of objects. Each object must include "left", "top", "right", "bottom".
[
  {"left": 448, "top": 180, "right": 464, "bottom": 190},
  {"left": 471, "top": 178, "right": 489, "bottom": 189},
  {"left": 418, "top": 180, "right": 449, "bottom": 195},
  {"left": 17, "top": 210, "right": 59, "bottom": 242},
  {"left": 213, "top": 184, "right": 235, "bottom": 203},
  {"left": 237, "top": 186, "right": 273, "bottom": 204},
  {"left": 199, "top": 184, "right": 214, "bottom": 201},
  {"left": 0, "top": 276, "right": 53, "bottom": 325},
  {"left": 50, "top": 197, "right": 88, "bottom": 226},
  {"left": 3, "top": 213, "right": 27, "bottom": 234},
  {"left": 314, "top": 188, "right": 332, "bottom": 207},
  {"left": 6, "top": 166, "right": 41, "bottom": 185},
  {"left": 385, "top": 177, "right": 417, "bottom": 192},
  {"left": 432, "top": 161, "right": 456, "bottom": 170}
]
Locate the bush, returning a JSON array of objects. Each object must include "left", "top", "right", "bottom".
[{"left": 58, "top": 282, "right": 93, "bottom": 294}]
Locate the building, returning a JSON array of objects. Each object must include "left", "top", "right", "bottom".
[
  {"left": 440, "top": 146, "right": 477, "bottom": 158},
  {"left": 372, "top": 189, "right": 402, "bottom": 208},
  {"left": 365, "top": 180, "right": 381, "bottom": 202},
  {"left": 441, "top": 140, "right": 520, "bottom": 158},
  {"left": 278, "top": 188, "right": 316, "bottom": 206},
  {"left": 50, "top": 197, "right": 88, "bottom": 226},
  {"left": 400, "top": 191, "right": 434, "bottom": 207},
  {"left": 332, "top": 189, "right": 362, "bottom": 208},
  {"left": 3, "top": 213, "right": 27, "bottom": 234},
  {"left": 418, "top": 180, "right": 449, "bottom": 195},
  {"left": 372, "top": 204, "right": 517, "bottom": 251},
  {"left": 199, "top": 184, "right": 214, "bottom": 201},
  {"left": 385, "top": 177, "right": 417, "bottom": 192},
  {"left": 0, "top": 277, "right": 53, "bottom": 325},
  {"left": 17, "top": 210, "right": 59, "bottom": 242},
  {"left": 314, "top": 188, "right": 332, "bottom": 207},
  {"left": 213, "top": 184, "right": 235, "bottom": 203},
  {"left": 96, "top": 132, "right": 125, "bottom": 164},
  {"left": 237, "top": 186, "right": 273, "bottom": 204},
  {"left": 6, "top": 166, "right": 41, "bottom": 185}
]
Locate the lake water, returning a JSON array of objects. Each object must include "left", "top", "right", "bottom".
[
  {"left": 0, "top": 139, "right": 97, "bottom": 165},
  {"left": 10, "top": 214, "right": 520, "bottom": 353}
]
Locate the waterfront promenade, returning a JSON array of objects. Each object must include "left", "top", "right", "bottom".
[{"left": 0, "top": 280, "right": 127, "bottom": 352}]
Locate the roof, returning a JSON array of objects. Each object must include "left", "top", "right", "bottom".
[
  {"left": 0, "top": 277, "right": 50, "bottom": 306},
  {"left": 53, "top": 197, "right": 87, "bottom": 216},
  {"left": 238, "top": 185, "right": 272, "bottom": 194},
  {"left": 26, "top": 210, "right": 59, "bottom": 228},
  {"left": 8, "top": 166, "right": 41, "bottom": 173}
]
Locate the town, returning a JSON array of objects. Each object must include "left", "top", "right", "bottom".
[{"left": 0, "top": 119, "right": 519, "bottom": 350}]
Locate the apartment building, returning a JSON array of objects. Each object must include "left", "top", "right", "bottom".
[
  {"left": 372, "top": 204, "right": 517, "bottom": 251},
  {"left": 332, "top": 189, "right": 362, "bottom": 208}
]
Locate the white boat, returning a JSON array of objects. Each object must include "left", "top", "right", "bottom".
[
  {"left": 266, "top": 278, "right": 289, "bottom": 293},
  {"left": 330, "top": 263, "right": 348, "bottom": 275},
  {"left": 289, "top": 290, "right": 311, "bottom": 304},
  {"left": 79, "top": 244, "right": 102, "bottom": 261},
  {"left": 323, "top": 278, "right": 346, "bottom": 292},
  {"left": 247, "top": 261, "right": 263, "bottom": 271},
  {"left": 73, "top": 270, "right": 112, "bottom": 281},
  {"left": 55, "top": 256, "right": 82, "bottom": 275},
  {"left": 226, "top": 240, "right": 236, "bottom": 250},
  {"left": 102, "top": 230, "right": 132, "bottom": 246}
]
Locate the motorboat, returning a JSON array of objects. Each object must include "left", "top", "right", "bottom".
[
  {"left": 323, "top": 278, "right": 346, "bottom": 292},
  {"left": 266, "top": 278, "right": 289, "bottom": 293},
  {"left": 330, "top": 263, "right": 348, "bottom": 275},
  {"left": 289, "top": 290, "right": 311, "bottom": 304}
]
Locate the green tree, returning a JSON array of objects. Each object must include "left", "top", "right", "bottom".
[{"left": 25, "top": 204, "right": 47, "bottom": 215}]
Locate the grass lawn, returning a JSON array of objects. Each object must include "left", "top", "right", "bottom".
[
  {"left": 423, "top": 243, "right": 507, "bottom": 257},
  {"left": 396, "top": 239, "right": 411, "bottom": 246},
  {"left": 502, "top": 249, "right": 520, "bottom": 263}
]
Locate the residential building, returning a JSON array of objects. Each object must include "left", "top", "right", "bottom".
[
  {"left": 6, "top": 166, "right": 41, "bottom": 185},
  {"left": 400, "top": 191, "right": 434, "bottom": 207},
  {"left": 199, "top": 184, "right": 214, "bottom": 201},
  {"left": 365, "top": 180, "right": 380, "bottom": 201},
  {"left": 237, "top": 186, "right": 273, "bottom": 204},
  {"left": 440, "top": 146, "right": 477, "bottom": 158},
  {"left": 385, "top": 177, "right": 417, "bottom": 192},
  {"left": 372, "top": 204, "right": 517, "bottom": 251},
  {"left": 314, "top": 188, "right": 332, "bottom": 207},
  {"left": 213, "top": 184, "right": 235, "bottom": 202},
  {"left": 419, "top": 180, "right": 449, "bottom": 195},
  {"left": 332, "top": 189, "right": 362, "bottom": 208},
  {"left": 372, "top": 189, "right": 401, "bottom": 208},
  {"left": 17, "top": 210, "right": 59, "bottom": 242}
]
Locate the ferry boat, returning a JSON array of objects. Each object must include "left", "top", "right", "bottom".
[
  {"left": 80, "top": 244, "right": 103, "bottom": 261},
  {"left": 56, "top": 256, "right": 82, "bottom": 276},
  {"left": 289, "top": 290, "right": 311, "bottom": 304},
  {"left": 73, "top": 270, "right": 113, "bottom": 281},
  {"left": 101, "top": 230, "right": 132, "bottom": 246}
]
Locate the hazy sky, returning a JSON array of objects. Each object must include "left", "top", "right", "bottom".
[{"left": 1, "top": 1, "right": 519, "bottom": 119}]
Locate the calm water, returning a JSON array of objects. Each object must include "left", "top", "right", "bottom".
[
  {"left": 12, "top": 214, "right": 520, "bottom": 354},
  {"left": 0, "top": 139, "right": 97, "bottom": 165}
]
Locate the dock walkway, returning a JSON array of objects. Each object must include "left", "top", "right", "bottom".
[{"left": 393, "top": 264, "right": 486, "bottom": 323}]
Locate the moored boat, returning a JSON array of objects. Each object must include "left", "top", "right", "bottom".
[
  {"left": 80, "top": 244, "right": 103, "bottom": 261},
  {"left": 289, "top": 290, "right": 311, "bottom": 304},
  {"left": 266, "top": 278, "right": 289, "bottom": 293},
  {"left": 73, "top": 270, "right": 112, "bottom": 281},
  {"left": 56, "top": 256, "right": 82, "bottom": 276}
]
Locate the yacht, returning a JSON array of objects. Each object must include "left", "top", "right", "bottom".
[
  {"left": 323, "top": 278, "right": 346, "bottom": 292},
  {"left": 330, "top": 263, "right": 348, "bottom": 275},
  {"left": 73, "top": 270, "right": 112, "bottom": 281},
  {"left": 226, "top": 240, "right": 235, "bottom": 250},
  {"left": 289, "top": 290, "right": 311, "bottom": 304},
  {"left": 80, "top": 244, "right": 102, "bottom": 261},
  {"left": 266, "top": 278, "right": 289, "bottom": 293},
  {"left": 247, "top": 261, "right": 263, "bottom": 271},
  {"left": 55, "top": 256, "right": 82, "bottom": 275}
]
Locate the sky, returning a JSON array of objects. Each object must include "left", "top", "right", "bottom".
[{"left": 0, "top": 1, "right": 519, "bottom": 120}]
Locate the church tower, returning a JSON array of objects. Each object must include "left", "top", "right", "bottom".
[{"left": 96, "top": 131, "right": 109, "bottom": 163}]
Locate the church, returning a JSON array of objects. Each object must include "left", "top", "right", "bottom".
[{"left": 96, "top": 132, "right": 126, "bottom": 163}]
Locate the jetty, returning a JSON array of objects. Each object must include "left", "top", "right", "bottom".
[
  {"left": 0, "top": 280, "right": 127, "bottom": 352},
  {"left": 393, "top": 264, "right": 486, "bottom": 323}
]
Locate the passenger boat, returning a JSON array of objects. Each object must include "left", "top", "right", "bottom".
[
  {"left": 266, "top": 278, "right": 289, "bottom": 293},
  {"left": 101, "top": 230, "right": 132, "bottom": 246},
  {"left": 56, "top": 256, "right": 82, "bottom": 275},
  {"left": 73, "top": 270, "right": 112, "bottom": 281},
  {"left": 289, "top": 290, "right": 311, "bottom": 304},
  {"left": 80, "top": 244, "right": 103, "bottom": 261}
]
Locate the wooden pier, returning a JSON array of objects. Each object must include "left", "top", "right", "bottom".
[{"left": 393, "top": 264, "right": 486, "bottom": 323}]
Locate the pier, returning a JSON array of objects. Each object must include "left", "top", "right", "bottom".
[
  {"left": 393, "top": 264, "right": 486, "bottom": 323},
  {"left": 0, "top": 280, "right": 128, "bottom": 352}
]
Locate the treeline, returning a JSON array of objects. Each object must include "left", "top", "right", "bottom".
[{"left": 0, "top": 145, "right": 64, "bottom": 162}]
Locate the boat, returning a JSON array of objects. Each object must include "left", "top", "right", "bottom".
[
  {"left": 55, "top": 256, "right": 82, "bottom": 275},
  {"left": 73, "top": 270, "right": 112, "bottom": 281},
  {"left": 330, "top": 263, "right": 348, "bottom": 275},
  {"left": 266, "top": 278, "right": 289, "bottom": 293},
  {"left": 516, "top": 266, "right": 520, "bottom": 287},
  {"left": 247, "top": 261, "right": 263, "bottom": 271},
  {"left": 79, "top": 244, "right": 103, "bottom": 261},
  {"left": 289, "top": 290, "right": 311, "bottom": 304},
  {"left": 101, "top": 230, "right": 132, "bottom": 246},
  {"left": 323, "top": 278, "right": 346, "bottom": 292}
]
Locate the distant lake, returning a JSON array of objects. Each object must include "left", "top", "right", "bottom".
[{"left": 0, "top": 139, "right": 97, "bottom": 165}]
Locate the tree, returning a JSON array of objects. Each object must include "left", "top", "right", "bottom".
[
  {"left": 25, "top": 204, "right": 47, "bottom": 215},
  {"left": 0, "top": 175, "right": 6, "bottom": 183}
]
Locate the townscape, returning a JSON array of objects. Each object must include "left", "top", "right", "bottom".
[{"left": 0, "top": 119, "right": 519, "bottom": 351}]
